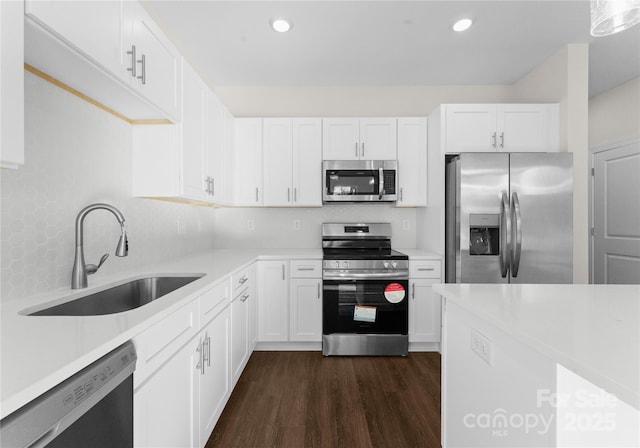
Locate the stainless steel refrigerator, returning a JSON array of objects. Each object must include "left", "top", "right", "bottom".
[{"left": 445, "top": 152, "right": 573, "bottom": 284}]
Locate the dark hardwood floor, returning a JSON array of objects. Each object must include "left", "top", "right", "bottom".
[{"left": 206, "top": 351, "right": 441, "bottom": 448}]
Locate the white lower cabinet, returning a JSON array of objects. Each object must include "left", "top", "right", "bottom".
[
  {"left": 257, "top": 260, "right": 289, "bottom": 341},
  {"left": 289, "top": 260, "right": 323, "bottom": 342},
  {"left": 134, "top": 266, "right": 256, "bottom": 448},
  {"left": 196, "top": 306, "right": 231, "bottom": 448},
  {"left": 408, "top": 259, "right": 443, "bottom": 346}
]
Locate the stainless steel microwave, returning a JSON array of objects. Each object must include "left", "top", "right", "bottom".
[{"left": 323, "top": 160, "right": 398, "bottom": 203}]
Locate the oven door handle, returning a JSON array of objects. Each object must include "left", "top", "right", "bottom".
[{"left": 323, "top": 271, "right": 409, "bottom": 280}]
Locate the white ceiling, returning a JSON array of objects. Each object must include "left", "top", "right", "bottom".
[{"left": 142, "top": 0, "right": 640, "bottom": 97}]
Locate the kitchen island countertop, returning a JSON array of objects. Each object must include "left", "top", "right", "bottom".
[{"left": 433, "top": 283, "right": 640, "bottom": 410}]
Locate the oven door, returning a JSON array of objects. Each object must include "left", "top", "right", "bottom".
[{"left": 322, "top": 278, "right": 408, "bottom": 335}]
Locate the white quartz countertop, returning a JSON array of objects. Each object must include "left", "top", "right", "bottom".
[
  {"left": 0, "top": 248, "right": 321, "bottom": 419},
  {"left": 433, "top": 283, "right": 640, "bottom": 410}
]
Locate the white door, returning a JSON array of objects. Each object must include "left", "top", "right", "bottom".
[
  {"left": 359, "top": 118, "right": 397, "bottom": 159},
  {"left": 180, "top": 62, "right": 207, "bottom": 201},
  {"left": 263, "top": 119, "right": 293, "bottom": 206},
  {"left": 397, "top": 117, "right": 427, "bottom": 206},
  {"left": 322, "top": 118, "right": 360, "bottom": 160},
  {"left": 444, "top": 104, "right": 496, "bottom": 153},
  {"left": 497, "top": 104, "right": 558, "bottom": 153},
  {"left": 257, "top": 261, "right": 289, "bottom": 341},
  {"left": 198, "top": 307, "right": 231, "bottom": 447},
  {"left": 292, "top": 118, "right": 322, "bottom": 206},
  {"left": 592, "top": 141, "right": 640, "bottom": 284},
  {"left": 408, "top": 278, "right": 441, "bottom": 343},
  {"left": 231, "top": 293, "right": 249, "bottom": 383},
  {"left": 289, "top": 278, "right": 322, "bottom": 342}
]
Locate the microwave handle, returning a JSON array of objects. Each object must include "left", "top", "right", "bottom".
[{"left": 378, "top": 168, "right": 384, "bottom": 200}]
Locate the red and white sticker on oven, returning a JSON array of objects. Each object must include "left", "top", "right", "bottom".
[{"left": 384, "top": 283, "right": 406, "bottom": 303}]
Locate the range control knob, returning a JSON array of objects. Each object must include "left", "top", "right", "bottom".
[
  {"left": 391, "top": 261, "right": 398, "bottom": 269},
  {"left": 341, "top": 261, "right": 349, "bottom": 269},
  {"left": 383, "top": 261, "right": 390, "bottom": 269},
  {"left": 333, "top": 261, "right": 340, "bottom": 269}
]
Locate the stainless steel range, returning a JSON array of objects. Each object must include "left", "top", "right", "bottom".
[{"left": 322, "top": 223, "right": 409, "bottom": 356}]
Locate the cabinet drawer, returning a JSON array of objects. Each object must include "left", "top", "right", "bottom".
[
  {"left": 231, "top": 265, "right": 253, "bottom": 294},
  {"left": 290, "top": 260, "right": 322, "bottom": 278},
  {"left": 134, "top": 299, "right": 199, "bottom": 385},
  {"left": 200, "top": 280, "right": 231, "bottom": 327},
  {"left": 410, "top": 260, "right": 442, "bottom": 279}
]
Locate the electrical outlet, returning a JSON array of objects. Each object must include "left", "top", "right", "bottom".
[
  {"left": 293, "top": 219, "right": 301, "bottom": 230},
  {"left": 402, "top": 220, "right": 410, "bottom": 230},
  {"left": 247, "top": 219, "right": 255, "bottom": 231},
  {"left": 471, "top": 329, "right": 492, "bottom": 365}
]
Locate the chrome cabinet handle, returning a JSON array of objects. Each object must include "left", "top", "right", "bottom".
[
  {"left": 361, "top": 142, "right": 365, "bottom": 158},
  {"left": 294, "top": 188, "right": 297, "bottom": 203},
  {"left": 241, "top": 293, "right": 249, "bottom": 302},
  {"left": 287, "top": 187, "right": 291, "bottom": 202},
  {"left": 355, "top": 142, "right": 358, "bottom": 157},
  {"left": 206, "top": 336, "right": 211, "bottom": 367},
  {"left": 297, "top": 266, "right": 315, "bottom": 271},
  {"left": 204, "top": 177, "right": 210, "bottom": 194},
  {"left": 137, "top": 54, "right": 146, "bottom": 85},
  {"left": 126, "top": 45, "right": 136, "bottom": 77},
  {"left": 511, "top": 192, "right": 522, "bottom": 277},
  {"left": 411, "top": 283, "right": 415, "bottom": 299},
  {"left": 256, "top": 188, "right": 259, "bottom": 203},
  {"left": 239, "top": 275, "right": 248, "bottom": 285},
  {"left": 500, "top": 193, "right": 511, "bottom": 278},
  {"left": 196, "top": 340, "right": 204, "bottom": 375},
  {"left": 400, "top": 188, "right": 403, "bottom": 202},
  {"left": 282, "top": 264, "right": 285, "bottom": 280},
  {"left": 500, "top": 132, "right": 505, "bottom": 149},
  {"left": 211, "top": 177, "right": 215, "bottom": 196},
  {"left": 492, "top": 132, "right": 497, "bottom": 148},
  {"left": 417, "top": 267, "right": 435, "bottom": 271},
  {"left": 317, "top": 282, "right": 321, "bottom": 298}
]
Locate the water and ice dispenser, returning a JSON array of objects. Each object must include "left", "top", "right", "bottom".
[{"left": 469, "top": 214, "right": 500, "bottom": 256}]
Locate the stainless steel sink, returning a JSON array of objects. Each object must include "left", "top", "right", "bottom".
[{"left": 29, "top": 275, "right": 204, "bottom": 316}]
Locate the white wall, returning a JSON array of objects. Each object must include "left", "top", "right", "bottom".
[
  {"left": 589, "top": 77, "right": 640, "bottom": 149},
  {"left": 512, "top": 44, "right": 590, "bottom": 284},
  {"left": 0, "top": 72, "right": 215, "bottom": 302}
]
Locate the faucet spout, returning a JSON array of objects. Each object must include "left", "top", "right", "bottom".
[{"left": 71, "top": 203, "right": 128, "bottom": 289}]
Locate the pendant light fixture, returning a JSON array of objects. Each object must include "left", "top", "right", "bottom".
[{"left": 590, "top": 0, "right": 640, "bottom": 36}]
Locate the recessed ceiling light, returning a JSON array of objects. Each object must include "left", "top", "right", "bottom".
[
  {"left": 452, "top": 18, "right": 473, "bottom": 32},
  {"left": 271, "top": 18, "right": 292, "bottom": 33}
]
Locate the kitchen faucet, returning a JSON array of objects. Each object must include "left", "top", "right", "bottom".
[{"left": 71, "top": 203, "right": 128, "bottom": 289}]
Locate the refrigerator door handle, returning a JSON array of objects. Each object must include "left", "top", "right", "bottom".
[
  {"left": 511, "top": 192, "right": 523, "bottom": 277},
  {"left": 500, "top": 192, "right": 511, "bottom": 278}
]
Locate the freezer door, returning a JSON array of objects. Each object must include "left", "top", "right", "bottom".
[
  {"left": 458, "top": 153, "right": 510, "bottom": 283},
  {"left": 509, "top": 153, "right": 573, "bottom": 283}
]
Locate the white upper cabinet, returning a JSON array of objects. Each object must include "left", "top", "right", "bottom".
[
  {"left": 125, "top": 1, "right": 181, "bottom": 121},
  {"left": 323, "top": 118, "right": 397, "bottom": 160},
  {"left": 263, "top": 118, "right": 322, "bottom": 207},
  {"left": 25, "top": 0, "right": 126, "bottom": 80},
  {"left": 24, "top": 0, "right": 181, "bottom": 121},
  {"left": 206, "top": 92, "right": 232, "bottom": 204},
  {"left": 234, "top": 118, "right": 264, "bottom": 206},
  {"left": 397, "top": 117, "right": 428, "bottom": 207},
  {"left": 444, "top": 104, "right": 559, "bottom": 153},
  {"left": 0, "top": 0, "right": 24, "bottom": 169}
]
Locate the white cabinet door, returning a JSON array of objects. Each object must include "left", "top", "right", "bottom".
[
  {"left": 206, "top": 91, "right": 225, "bottom": 203},
  {"left": 234, "top": 118, "right": 263, "bottom": 205},
  {"left": 360, "top": 118, "right": 397, "bottom": 160},
  {"left": 181, "top": 62, "right": 208, "bottom": 201},
  {"left": 408, "top": 278, "right": 441, "bottom": 343},
  {"left": 322, "top": 118, "right": 360, "bottom": 160},
  {"left": 134, "top": 339, "right": 198, "bottom": 448},
  {"left": 263, "top": 119, "right": 294, "bottom": 206},
  {"left": 258, "top": 261, "right": 289, "bottom": 341},
  {"left": 397, "top": 117, "right": 427, "bottom": 206},
  {"left": 289, "top": 278, "right": 322, "bottom": 342},
  {"left": 198, "top": 306, "right": 231, "bottom": 448},
  {"left": 444, "top": 104, "right": 496, "bottom": 153},
  {"left": 0, "top": 0, "right": 24, "bottom": 169},
  {"left": 497, "top": 104, "right": 559, "bottom": 152},
  {"left": 292, "top": 118, "right": 322, "bottom": 206},
  {"left": 25, "top": 0, "right": 125, "bottom": 81},
  {"left": 231, "top": 290, "right": 250, "bottom": 384},
  {"left": 127, "top": 1, "right": 181, "bottom": 121}
]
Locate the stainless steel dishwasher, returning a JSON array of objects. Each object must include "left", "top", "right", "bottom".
[{"left": 1, "top": 341, "right": 136, "bottom": 448}]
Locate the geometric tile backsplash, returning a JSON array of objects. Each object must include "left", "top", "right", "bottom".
[{"left": 0, "top": 73, "right": 215, "bottom": 302}]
